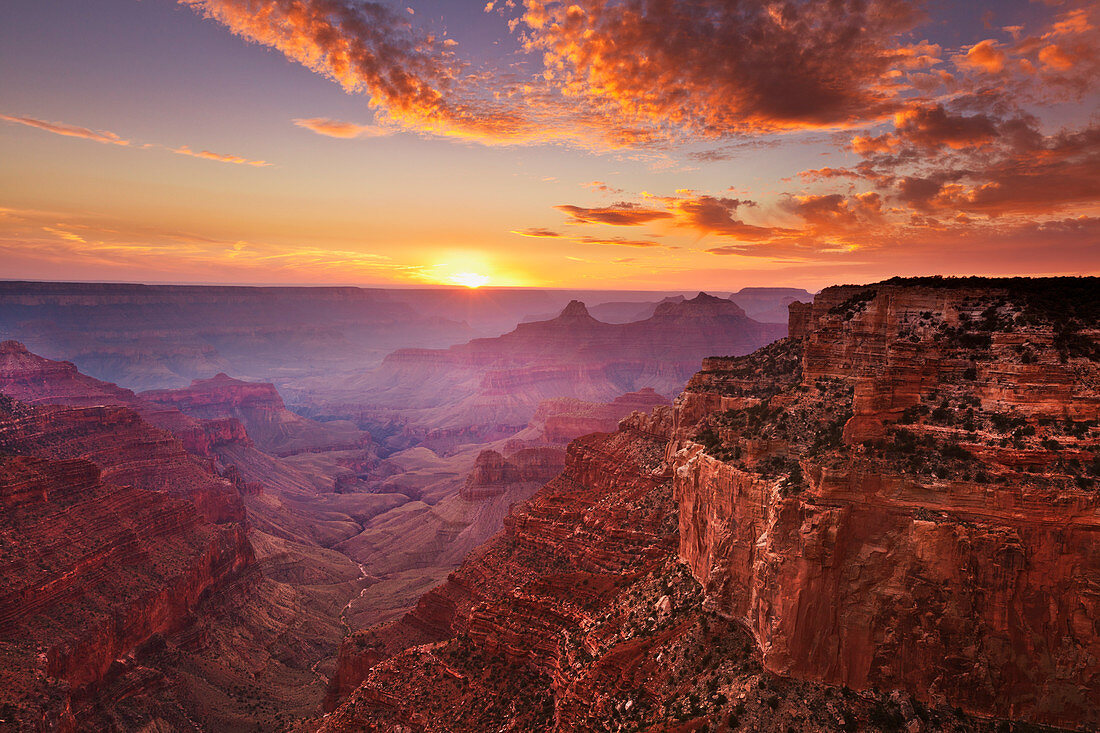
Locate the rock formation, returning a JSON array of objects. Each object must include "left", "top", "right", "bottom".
[
  {"left": 0, "top": 357, "right": 368, "bottom": 730},
  {"left": 141, "top": 372, "right": 372, "bottom": 457},
  {"left": 518, "top": 387, "right": 673, "bottom": 445},
  {"left": 0, "top": 400, "right": 253, "bottom": 728},
  {"left": 322, "top": 412, "right": 1001, "bottom": 732},
  {"left": 461, "top": 447, "right": 566, "bottom": 500},
  {"left": 324, "top": 276, "right": 1098, "bottom": 731},
  {"left": 673, "top": 277, "right": 1098, "bottom": 728}
]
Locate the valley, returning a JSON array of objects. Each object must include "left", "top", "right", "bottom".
[{"left": 0, "top": 278, "right": 1095, "bottom": 731}]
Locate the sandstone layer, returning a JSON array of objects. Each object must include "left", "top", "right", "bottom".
[{"left": 673, "top": 277, "right": 1099, "bottom": 729}]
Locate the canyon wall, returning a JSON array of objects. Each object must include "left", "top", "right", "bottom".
[
  {"left": 672, "top": 278, "right": 1099, "bottom": 728},
  {"left": 322, "top": 410, "right": 997, "bottom": 732},
  {"left": 0, "top": 452, "right": 252, "bottom": 730}
]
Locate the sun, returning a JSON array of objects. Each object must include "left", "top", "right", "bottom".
[{"left": 447, "top": 272, "right": 490, "bottom": 289}]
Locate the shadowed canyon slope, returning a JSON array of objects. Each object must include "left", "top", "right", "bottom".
[
  {"left": 0, "top": 361, "right": 373, "bottom": 730},
  {"left": 325, "top": 277, "right": 1098, "bottom": 732},
  {"left": 0, "top": 339, "right": 620, "bottom": 728}
]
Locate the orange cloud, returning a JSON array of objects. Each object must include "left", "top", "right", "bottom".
[
  {"left": 575, "top": 235, "right": 663, "bottom": 248},
  {"left": 180, "top": 0, "right": 531, "bottom": 144},
  {"left": 0, "top": 113, "right": 130, "bottom": 145},
  {"left": 956, "top": 39, "right": 1006, "bottom": 73},
  {"left": 892, "top": 104, "right": 998, "bottom": 149},
  {"left": 170, "top": 145, "right": 271, "bottom": 167},
  {"left": 292, "top": 117, "right": 392, "bottom": 138},
  {"left": 549, "top": 192, "right": 794, "bottom": 252},
  {"left": 553, "top": 203, "right": 673, "bottom": 226},
  {"left": 1039, "top": 44, "right": 1075, "bottom": 71},
  {"left": 520, "top": 0, "right": 921, "bottom": 136}
]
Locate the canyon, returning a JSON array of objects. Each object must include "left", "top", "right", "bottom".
[
  {"left": 2, "top": 278, "right": 1095, "bottom": 731},
  {"left": 324, "top": 277, "right": 1098, "bottom": 732},
  {"left": 1, "top": 286, "right": 769, "bottom": 730}
]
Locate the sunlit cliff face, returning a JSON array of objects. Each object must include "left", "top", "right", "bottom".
[{"left": 0, "top": 0, "right": 1097, "bottom": 289}]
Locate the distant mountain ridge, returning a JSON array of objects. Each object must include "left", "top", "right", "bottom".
[{"left": 310, "top": 293, "right": 786, "bottom": 440}]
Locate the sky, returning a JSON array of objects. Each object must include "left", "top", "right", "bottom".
[{"left": 0, "top": 0, "right": 1097, "bottom": 291}]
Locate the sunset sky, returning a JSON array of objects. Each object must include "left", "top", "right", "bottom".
[{"left": 1, "top": 0, "right": 1097, "bottom": 290}]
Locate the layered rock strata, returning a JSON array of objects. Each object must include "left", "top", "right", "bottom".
[
  {"left": 0, "top": 454, "right": 252, "bottom": 729},
  {"left": 322, "top": 411, "right": 1007, "bottom": 732},
  {"left": 673, "top": 277, "right": 1099, "bottom": 729},
  {"left": 324, "top": 277, "right": 1097, "bottom": 731}
]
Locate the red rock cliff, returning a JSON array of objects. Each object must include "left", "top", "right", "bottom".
[
  {"left": 0, "top": 454, "right": 252, "bottom": 729},
  {"left": 673, "top": 277, "right": 1099, "bottom": 729}
]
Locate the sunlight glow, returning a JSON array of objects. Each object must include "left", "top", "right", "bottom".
[{"left": 447, "top": 272, "right": 490, "bottom": 288}]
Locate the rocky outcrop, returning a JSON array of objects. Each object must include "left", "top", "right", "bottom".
[
  {"left": 787, "top": 300, "right": 813, "bottom": 339},
  {"left": 0, "top": 340, "right": 255, "bottom": 463},
  {"left": 0, "top": 398, "right": 246, "bottom": 525},
  {"left": 0, "top": 455, "right": 252, "bottom": 729},
  {"left": 673, "top": 277, "right": 1099, "bottom": 729},
  {"left": 461, "top": 447, "right": 566, "bottom": 500},
  {"left": 322, "top": 415, "right": 680, "bottom": 718},
  {"left": 141, "top": 373, "right": 373, "bottom": 458}
]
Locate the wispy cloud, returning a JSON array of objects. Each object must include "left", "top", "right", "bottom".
[
  {"left": 293, "top": 117, "right": 393, "bottom": 139},
  {"left": 553, "top": 202, "right": 673, "bottom": 226},
  {"left": 170, "top": 145, "right": 270, "bottom": 167},
  {"left": 511, "top": 227, "right": 665, "bottom": 248},
  {"left": 2, "top": 112, "right": 273, "bottom": 167},
  {"left": 0, "top": 113, "right": 130, "bottom": 145}
]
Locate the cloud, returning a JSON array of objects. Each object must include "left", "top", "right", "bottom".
[
  {"left": 0, "top": 113, "right": 130, "bottom": 145},
  {"left": 511, "top": 227, "right": 563, "bottom": 238},
  {"left": 651, "top": 194, "right": 779, "bottom": 240},
  {"left": 179, "top": 0, "right": 529, "bottom": 143},
  {"left": 553, "top": 202, "right": 673, "bottom": 226},
  {"left": 838, "top": 103, "right": 1100, "bottom": 217},
  {"left": 179, "top": 0, "right": 933, "bottom": 147},
  {"left": 575, "top": 235, "right": 663, "bottom": 248},
  {"left": 546, "top": 191, "right": 796, "bottom": 255},
  {"left": 955, "top": 39, "right": 1006, "bottom": 73},
  {"left": 519, "top": 0, "right": 922, "bottom": 136},
  {"left": 170, "top": 145, "right": 271, "bottom": 167},
  {"left": 2, "top": 111, "right": 273, "bottom": 167},
  {"left": 782, "top": 192, "right": 884, "bottom": 234},
  {"left": 581, "top": 180, "right": 623, "bottom": 194},
  {"left": 892, "top": 104, "right": 999, "bottom": 150},
  {"left": 510, "top": 227, "right": 663, "bottom": 248},
  {"left": 293, "top": 117, "right": 393, "bottom": 138},
  {"left": 949, "top": 6, "right": 1100, "bottom": 99}
]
